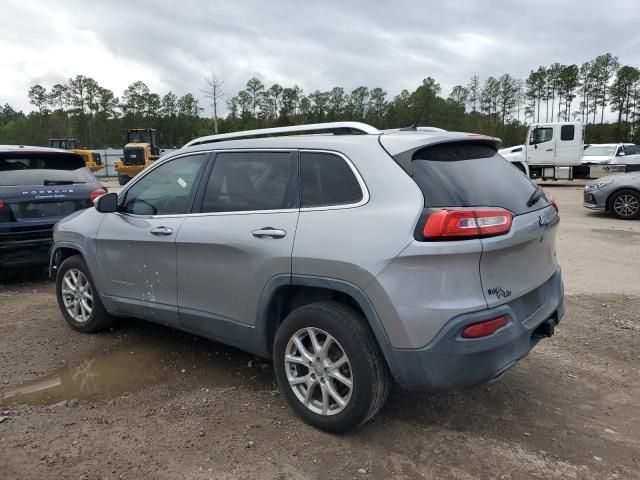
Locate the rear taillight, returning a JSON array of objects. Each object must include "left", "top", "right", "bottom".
[
  {"left": 462, "top": 316, "right": 508, "bottom": 338},
  {"left": 547, "top": 193, "right": 559, "bottom": 212},
  {"left": 0, "top": 198, "right": 3, "bottom": 209},
  {"left": 89, "top": 188, "right": 107, "bottom": 205},
  {"left": 423, "top": 208, "right": 513, "bottom": 239}
]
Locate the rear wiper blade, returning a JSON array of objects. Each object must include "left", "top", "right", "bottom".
[
  {"left": 44, "top": 180, "right": 74, "bottom": 186},
  {"left": 526, "top": 185, "right": 544, "bottom": 207}
]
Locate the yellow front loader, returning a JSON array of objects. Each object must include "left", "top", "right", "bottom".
[
  {"left": 48, "top": 139, "right": 104, "bottom": 173},
  {"left": 114, "top": 128, "right": 161, "bottom": 185}
]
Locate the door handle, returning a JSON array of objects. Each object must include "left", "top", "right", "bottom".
[
  {"left": 252, "top": 227, "right": 287, "bottom": 239},
  {"left": 150, "top": 226, "right": 174, "bottom": 236},
  {"left": 545, "top": 148, "right": 553, "bottom": 152}
]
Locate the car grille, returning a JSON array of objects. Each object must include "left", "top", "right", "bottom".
[{"left": 124, "top": 147, "right": 145, "bottom": 166}]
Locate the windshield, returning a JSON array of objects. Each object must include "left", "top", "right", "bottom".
[
  {"left": 584, "top": 146, "right": 616, "bottom": 156},
  {"left": 0, "top": 153, "right": 94, "bottom": 186},
  {"left": 128, "top": 131, "right": 152, "bottom": 144}
]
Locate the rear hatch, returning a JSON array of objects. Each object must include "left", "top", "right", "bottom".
[
  {"left": 390, "top": 140, "right": 558, "bottom": 308},
  {"left": 0, "top": 151, "right": 102, "bottom": 235}
]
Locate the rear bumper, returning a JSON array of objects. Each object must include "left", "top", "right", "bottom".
[
  {"left": 0, "top": 237, "right": 52, "bottom": 267},
  {"left": 389, "top": 267, "right": 564, "bottom": 391}
]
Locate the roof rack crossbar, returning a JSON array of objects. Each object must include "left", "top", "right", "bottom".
[{"left": 183, "top": 122, "right": 380, "bottom": 148}]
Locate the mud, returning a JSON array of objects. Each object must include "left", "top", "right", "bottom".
[{"left": 0, "top": 183, "right": 639, "bottom": 480}]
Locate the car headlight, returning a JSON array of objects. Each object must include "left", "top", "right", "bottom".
[{"left": 585, "top": 179, "right": 614, "bottom": 191}]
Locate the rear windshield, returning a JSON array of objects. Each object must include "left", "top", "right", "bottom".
[
  {"left": 0, "top": 153, "right": 94, "bottom": 186},
  {"left": 410, "top": 143, "right": 548, "bottom": 215}
]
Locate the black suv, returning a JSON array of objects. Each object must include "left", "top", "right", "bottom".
[{"left": 0, "top": 146, "right": 106, "bottom": 268}]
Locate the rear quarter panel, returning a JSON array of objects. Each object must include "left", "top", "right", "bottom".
[{"left": 291, "top": 141, "right": 423, "bottom": 289}]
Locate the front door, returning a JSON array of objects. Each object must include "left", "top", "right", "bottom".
[
  {"left": 96, "top": 152, "right": 209, "bottom": 326},
  {"left": 176, "top": 150, "right": 299, "bottom": 345},
  {"left": 527, "top": 125, "right": 556, "bottom": 165}
]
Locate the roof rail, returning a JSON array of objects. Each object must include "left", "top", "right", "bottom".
[{"left": 183, "top": 122, "right": 381, "bottom": 148}]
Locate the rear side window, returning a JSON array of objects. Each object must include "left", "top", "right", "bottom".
[
  {"left": 0, "top": 153, "right": 93, "bottom": 186},
  {"left": 410, "top": 143, "right": 547, "bottom": 215},
  {"left": 201, "top": 151, "right": 297, "bottom": 212},
  {"left": 300, "top": 152, "right": 363, "bottom": 207},
  {"left": 560, "top": 125, "right": 575, "bottom": 141}
]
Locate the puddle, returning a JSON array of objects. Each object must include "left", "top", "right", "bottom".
[
  {"left": 1, "top": 347, "right": 168, "bottom": 406},
  {"left": 0, "top": 338, "right": 273, "bottom": 407}
]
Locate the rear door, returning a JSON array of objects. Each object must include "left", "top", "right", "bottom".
[
  {"left": 408, "top": 142, "right": 558, "bottom": 308},
  {"left": 176, "top": 150, "right": 298, "bottom": 344}
]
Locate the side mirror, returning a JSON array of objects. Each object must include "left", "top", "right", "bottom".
[
  {"left": 617, "top": 151, "right": 625, "bottom": 157},
  {"left": 95, "top": 192, "right": 118, "bottom": 213}
]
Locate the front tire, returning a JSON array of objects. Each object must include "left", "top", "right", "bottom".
[
  {"left": 273, "top": 301, "right": 390, "bottom": 433},
  {"left": 609, "top": 189, "right": 640, "bottom": 220},
  {"left": 55, "top": 255, "right": 115, "bottom": 333},
  {"left": 117, "top": 174, "right": 130, "bottom": 186}
]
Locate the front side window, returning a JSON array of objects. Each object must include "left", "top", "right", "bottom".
[
  {"left": 300, "top": 152, "right": 363, "bottom": 207},
  {"left": 529, "top": 127, "right": 553, "bottom": 145},
  {"left": 200, "top": 151, "right": 297, "bottom": 212},
  {"left": 122, "top": 153, "right": 207, "bottom": 215}
]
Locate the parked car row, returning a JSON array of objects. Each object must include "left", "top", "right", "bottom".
[{"left": 582, "top": 143, "right": 640, "bottom": 165}]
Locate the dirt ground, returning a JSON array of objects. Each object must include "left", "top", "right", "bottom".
[{"left": 1, "top": 182, "right": 639, "bottom": 480}]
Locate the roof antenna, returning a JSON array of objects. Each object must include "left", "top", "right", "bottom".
[{"left": 400, "top": 98, "right": 429, "bottom": 131}]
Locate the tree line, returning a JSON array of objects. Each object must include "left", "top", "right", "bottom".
[{"left": 1, "top": 52, "right": 639, "bottom": 149}]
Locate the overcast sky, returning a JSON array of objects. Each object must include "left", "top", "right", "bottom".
[{"left": 2, "top": 0, "right": 639, "bottom": 116}]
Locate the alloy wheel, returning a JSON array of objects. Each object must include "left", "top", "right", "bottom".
[
  {"left": 613, "top": 194, "right": 639, "bottom": 218},
  {"left": 61, "top": 269, "right": 93, "bottom": 323},
  {"left": 284, "top": 327, "right": 353, "bottom": 416}
]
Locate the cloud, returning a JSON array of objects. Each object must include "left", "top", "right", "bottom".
[{"left": 2, "top": 0, "right": 639, "bottom": 117}]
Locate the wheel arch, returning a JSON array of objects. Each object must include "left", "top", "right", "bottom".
[
  {"left": 254, "top": 275, "right": 401, "bottom": 379},
  {"left": 606, "top": 186, "right": 640, "bottom": 211},
  {"left": 49, "top": 243, "right": 87, "bottom": 277}
]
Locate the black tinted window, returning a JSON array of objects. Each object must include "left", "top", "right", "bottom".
[
  {"left": 201, "top": 151, "right": 296, "bottom": 212},
  {"left": 560, "top": 125, "right": 575, "bottom": 141},
  {"left": 300, "top": 152, "right": 363, "bottom": 207},
  {"left": 0, "top": 153, "right": 93, "bottom": 186},
  {"left": 410, "top": 143, "right": 547, "bottom": 215},
  {"left": 122, "top": 154, "right": 206, "bottom": 215}
]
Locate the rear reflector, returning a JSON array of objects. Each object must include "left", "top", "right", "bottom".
[
  {"left": 423, "top": 208, "right": 513, "bottom": 239},
  {"left": 89, "top": 188, "right": 107, "bottom": 205},
  {"left": 462, "top": 316, "right": 508, "bottom": 338}
]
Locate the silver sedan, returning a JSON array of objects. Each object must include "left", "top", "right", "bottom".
[{"left": 584, "top": 172, "right": 640, "bottom": 219}]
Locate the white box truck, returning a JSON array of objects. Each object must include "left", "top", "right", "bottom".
[{"left": 499, "top": 121, "right": 640, "bottom": 180}]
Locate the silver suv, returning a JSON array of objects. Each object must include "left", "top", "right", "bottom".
[{"left": 51, "top": 122, "right": 564, "bottom": 433}]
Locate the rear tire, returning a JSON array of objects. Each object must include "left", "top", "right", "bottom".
[
  {"left": 55, "top": 255, "right": 115, "bottom": 333},
  {"left": 273, "top": 301, "right": 390, "bottom": 433},
  {"left": 608, "top": 189, "right": 640, "bottom": 220},
  {"left": 117, "top": 174, "right": 130, "bottom": 186}
]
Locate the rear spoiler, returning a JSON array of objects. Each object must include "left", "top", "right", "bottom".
[{"left": 385, "top": 136, "right": 502, "bottom": 175}]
